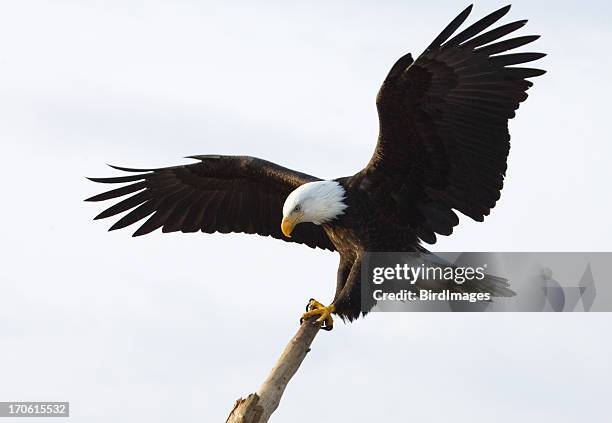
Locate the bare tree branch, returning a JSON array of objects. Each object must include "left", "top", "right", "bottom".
[{"left": 225, "top": 318, "right": 321, "bottom": 423}]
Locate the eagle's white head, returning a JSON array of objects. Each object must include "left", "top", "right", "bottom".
[{"left": 281, "top": 181, "right": 348, "bottom": 237}]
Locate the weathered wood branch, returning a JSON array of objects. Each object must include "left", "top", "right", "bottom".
[{"left": 225, "top": 318, "right": 321, "bottom": 423}]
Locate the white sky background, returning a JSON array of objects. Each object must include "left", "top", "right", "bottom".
[{"left": 1, "top": 0, "right": 611, "bottom": 421}]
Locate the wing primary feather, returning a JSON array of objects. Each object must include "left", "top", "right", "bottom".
[
  {"left": 161, "top": 191, "right": 198, "bottom": 233},
  {"left": 85, "top": 181, "right": 147, "bottom": 202},
  {"left": 132, "top": 210, "right": 171, "bottom": 237},
  {"left": 426, "top": 5, "right": 473, "bottom": 51},
  {"left": 461, "top": 21, "right": 528, "bottom": 49},
  {"left": 109, "top": 200, "right": 159, "bottom": 231},
  {"left": 475, "top": 35, "right": 541, "bottom": 55},
  {"left": 131, "top": 187, "right": 194, "bottom": 236},
  {"left": 94, "top": 190, "right": 152, "bottom": 220},
  {"left": 505, "top": 67, "right": 547, "bottom": 78},
  {"left": 443, "top": 5, "right": 511, "bottom": 47},
  {"left": 86, "top": 174, "right": 146, "bottom": 184},
  {"left": 107, "top": 164, "right": 163, "bottom": 173},
  {"left": 489, "top": 52, "right": 547, "bottom": 66}
]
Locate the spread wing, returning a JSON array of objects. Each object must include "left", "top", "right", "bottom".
[
  {"left": 353, "top": 5, "right": 545, "bottom": 244},
  {"left": 86, "top": 155, "right": 336, "bottom": 251}
]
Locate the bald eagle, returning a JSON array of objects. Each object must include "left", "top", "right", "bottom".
[{"left": 87, "top": 5, "right": 545, "bottom": 329}]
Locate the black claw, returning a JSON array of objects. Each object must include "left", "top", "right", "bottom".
[{"left": 305, "top": 298, "right": 315, "bottom": 312}]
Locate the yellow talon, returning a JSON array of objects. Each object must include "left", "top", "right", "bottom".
[{"left": 300, "top": 299, "right": 335, "bottom": 331}]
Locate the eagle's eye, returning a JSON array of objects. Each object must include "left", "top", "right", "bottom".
[{"left": 293, "top": 205, "right": 301, "bottom": 212}]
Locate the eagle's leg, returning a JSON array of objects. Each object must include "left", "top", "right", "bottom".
[{"left": 300, "top": 298, "right": 335, "bottom": 331}]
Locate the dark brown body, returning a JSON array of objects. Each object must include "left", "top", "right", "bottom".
[{"left": 324, "top": 176, "right": 423, "bottom": 320}]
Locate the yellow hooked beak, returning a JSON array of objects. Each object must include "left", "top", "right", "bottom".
[{"left": 281, "top": 216, "right": 299, "bottom": 238}]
